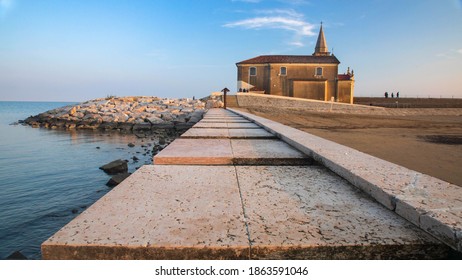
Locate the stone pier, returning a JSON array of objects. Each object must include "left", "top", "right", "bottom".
[{"left": 41, "top": 108, "right": 460, "bottom": 259}]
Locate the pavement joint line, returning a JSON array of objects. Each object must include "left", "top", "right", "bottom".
[{"left": 233, "top": 165, "right": 252, "bottom": 259}]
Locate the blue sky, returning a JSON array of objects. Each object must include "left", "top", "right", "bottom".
[{"left": 0, "top": 0, "right": 461, "bottom": 101}]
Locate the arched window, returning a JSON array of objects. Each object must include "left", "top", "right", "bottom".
[
  {"left": 315, "top": 67, "right": 323, "bottom": 76},
  {"left": 280, "top": 67, "right": 287, "bottom": 76},
  {"left": 249, "top": 67, "right": 257, "bottom": 76}
]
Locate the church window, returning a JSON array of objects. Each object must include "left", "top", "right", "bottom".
[
  {"left": 315, "top": 67, "right": 323, "bottom": 76},
  {"left": 280, "top": 67, "right": 287, "bottom": 76},
  {"left": 249, "top": 67, "right": 257, "bottom": 76}
]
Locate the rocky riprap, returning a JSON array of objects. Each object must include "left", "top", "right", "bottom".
[
  {"left": 19, "top": 95, "right": 224, "bottom": 188},
  {"left": 22, "top": 96, "right": 224, "bottom": 133}
]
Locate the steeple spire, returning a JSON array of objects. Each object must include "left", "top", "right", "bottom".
[{"left": 313, "top": 22, "right": 330, "bottom": 56}]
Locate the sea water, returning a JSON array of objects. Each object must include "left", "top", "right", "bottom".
[{"left": 0, "top": 101, "right": 155, "bottom": 259}]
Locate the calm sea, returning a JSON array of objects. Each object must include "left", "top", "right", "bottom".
[{"left": 0, "top": 101, "right": 155, "bottom": 259}]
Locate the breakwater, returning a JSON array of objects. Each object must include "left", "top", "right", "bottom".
[{"left": 22, "top": 96, "right": 224, "bottom": 134}]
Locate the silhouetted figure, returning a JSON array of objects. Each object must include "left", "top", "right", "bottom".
[
  {"left": 391, "top": 92, "right": 394, "bottom": 98},
  {"left": 239, "top": 88, "right": 242, "bottom": 92},
  {"left": 396, "top": 92, "right": 399, "bottom": 98},
  {"left": 193, "top": 96, "right": 195, "bottom": 100},
  {"left": 385, "top": 92, "right": 388, "bottom": 98}
]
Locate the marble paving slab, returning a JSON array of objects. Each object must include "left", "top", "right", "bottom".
[
  {"left": 227, "top": 123, "right": 260, "bottom": 129},
  {"left": 153, "top": 139, "right": 233, "bottom": 165},
  {"left": 42, "top": 165, "right": 249, "bottom": 260},
  {"left": 181, "top": 128, "right": 230, "bottom": 138},
  {"left": 193, "top": 123, "right": 260, "bottom": 129},
  {"left": 228, "top": 129, "right": 275, "bottom": 139},
  {"left": 181, "top": 128, "right": 276, "bottom": 139},
  {"left": 201, "top": 117, "right": 239, "bottom": 120},
  {"left": 231, "top": 139, "right": 312, "bottom": 165},
  {"left": 193, "top": 122, "right": 229, "bottom": 128},
  {"left": 235, "top": 165, "right": 449, "bottom": 259},
  {"left": 154, "top": 139, "right": 308, "bottom": 165},
  {"left": 200, "top": 119, "right": 251, "bottom": 123}
]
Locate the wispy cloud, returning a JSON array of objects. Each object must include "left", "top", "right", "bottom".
[
  {"left": 436, "top": 48, "right": 462, "bottom": 59},
  {"left": 288, "top": 41, "right": 304, "bottom": 47},
  {"left": 255, "top": 8, "right": 304, "bottom": 18},
  {"left": 223, "top": 8, "right": 316, "bottom": 46},
  {"left": 278, "top": 0, "right": 310, "bottom": 5},
  {"left": 224, "top": 16, "right": 315, "bottom": 36}
]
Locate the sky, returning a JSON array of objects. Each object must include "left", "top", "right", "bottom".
[{"left": 0, "top": 0, "right": 461, "bottom": 101}]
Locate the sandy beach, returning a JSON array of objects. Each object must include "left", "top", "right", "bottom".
[{"left": 237, "top": 107, "right": 462, "bottom": 187}]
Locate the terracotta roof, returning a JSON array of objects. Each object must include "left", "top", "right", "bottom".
[
  {"left": 236, "top": 55, "right": 340, "bottom": 65},
  {"left": 337, "top": 74, "right": 352, "bottom": 80}
]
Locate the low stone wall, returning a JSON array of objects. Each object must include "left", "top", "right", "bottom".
[
  {"left": 236, "top": 92, "right": 386, "bottom": 114},
  {"left": 235, "top": 93, "right": 462, "bottom": 116}
]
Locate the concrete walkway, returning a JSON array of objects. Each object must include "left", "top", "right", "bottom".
[{"left": 42, "top": 109, "right": 455, "bottom": 259}]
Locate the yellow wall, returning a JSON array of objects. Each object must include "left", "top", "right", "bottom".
[
  {"left": 237, "top": 63, "right": 352, "bottom": 103},
  {"left": 338, "top": 80, "right": 355, "bottom": 104},
  {"left": 293, "top": 81, "right": 326, "bottom": 100}
]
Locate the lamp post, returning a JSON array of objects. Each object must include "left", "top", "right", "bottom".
[{"left": 221, "top": 87, "right": 230, "bottom": 109}]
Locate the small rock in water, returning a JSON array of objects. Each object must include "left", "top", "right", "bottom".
[
  {"left": 71, "top": 209, "right": 79, "bottom": 214},
  {"left": 6, "top": 251, "right": 28, "bottom": 260},
  {"left": 106, "top": 173, "right": 131, "bottom": 187},
  {"left": 99, "top": 159, "right": 128, "bottom": 175},
  {"left": 128, "top": 143, "right": 135, "bottom": 147},
  {"left": 132, "top": 156, "right": 139, "bottom": 161},
  {"left": 159, "top": 137, "right": 166, "bottom": 145},
  {"left": 96, "top": 146, "right": 100, "bottom": 149}
]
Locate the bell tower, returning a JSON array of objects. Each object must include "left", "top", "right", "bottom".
[{"left": 313, "top": 22, "right": 330, "bottom": 56}]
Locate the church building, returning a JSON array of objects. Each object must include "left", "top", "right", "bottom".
[{"left": 236, "top": 24, "right": 354, "bottom": 104}]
